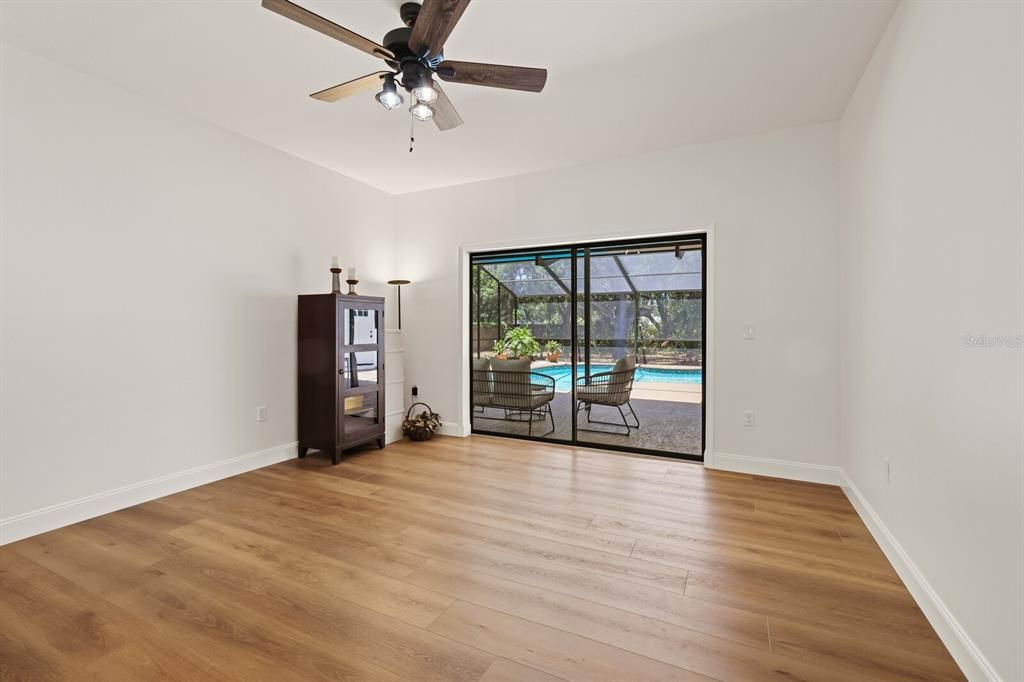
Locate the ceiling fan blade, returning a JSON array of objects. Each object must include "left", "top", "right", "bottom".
[
  {"left": 431, "top": 83, "right": 464, "bottom": 131},
  {"left": 409, "top": 0, "right": 471, "bottom": 59},
  {"left": 262, "top": 0, "right": 395, "bottom": 61},
  {"left": 436, "top": 60, "right": 547, "bottom": 93},
  {"left": 310, "top": 72, "right": 390, "bottom": 103}
]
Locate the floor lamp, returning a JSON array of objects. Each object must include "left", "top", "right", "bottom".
[{"left": 387, "top": 279, "right": 411, "bottom": 330}]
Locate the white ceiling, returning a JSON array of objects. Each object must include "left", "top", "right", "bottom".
[{"left": 0, "top": 0, "right": 896, "bottom": 194}]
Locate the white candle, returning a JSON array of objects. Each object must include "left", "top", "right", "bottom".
[
  {"left": 348, "top": 267, "right": 357, "bottom": 279},
  {"left": 330, "top": 256, "right": 341, "bottom": 269}
]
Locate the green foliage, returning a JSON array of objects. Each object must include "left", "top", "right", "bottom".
[
  {"left": 471, "top": 267, "right": 509, "bottom": 327},
  {"left": 492, "top": 338, "right": 507, "bottom": 356},
  {"left": 502, "top": 327, "right": 541, "bottom": 359},
  {"left": 470, "top": 263, "right": 703, "bottom": 363},
  {"left": 544, "top": 340, "right": 561, "bottom": 353}
]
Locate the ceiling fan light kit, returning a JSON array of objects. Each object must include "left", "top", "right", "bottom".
[
  {"left": 262, "top": 0, "right": 547, "bottom": 138},
  {"left": 403, "top": 61, "right": 439, "bottom": 111},
  {"left": 412, "top": 84, "right": 439, "bottom": 105},
  {"left": 375, "top": 74, "right": 404, "bottom": 110},
  {"left": 410, "top": 101, "right": 434, "bottom": 122}
]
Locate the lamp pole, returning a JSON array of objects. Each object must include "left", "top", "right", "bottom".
[{"left": 386, "top": 279, "right": 412, "bottom": 330}]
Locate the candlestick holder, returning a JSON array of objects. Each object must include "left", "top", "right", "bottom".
[
  {"left": 330, "top": 267, "right": 343, "bottom": 294},
  {"left": 346, "top": 278, "right": 359, "bottom": 295}
]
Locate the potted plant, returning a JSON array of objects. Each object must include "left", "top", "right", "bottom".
[
  {"left": 545, "top": 340, "right": 562, "bottom": 362},
  {"left": 492, "top": 339, "right": 508, "bottom": 359},
  {"left": 502, "top": 327, "right": 541, "bottom": 360}
]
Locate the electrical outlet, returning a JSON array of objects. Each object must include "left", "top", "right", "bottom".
[
  {"left": 256, "top": 406, "right": 267, "bottom": 422},
  {"left": 411, "top": 385, "right": 418, "bottom": 397},
  {"left": 743, "top": 410, "right": 755, "bottom": 427}
]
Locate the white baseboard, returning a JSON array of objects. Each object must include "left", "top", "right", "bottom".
[
  {"left": 840, "top": 471, "right": 998, "bottom": 682},
  {"left": 708, "top": 451, "right": 841, "bottom": 485},
  {"left": 438, "top": 420, "right": 470, "bottom": 437},
  {"left": 385, "top": 411, "right": 405, "bottom": 444},
  {"left": 0, "top": 441, "right": 297, "bottom": 546}
]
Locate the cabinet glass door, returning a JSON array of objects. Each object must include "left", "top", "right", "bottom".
[
  {"left": 342, "top": 306, "right": 379, "bottom": 345},
  {"left": 338, "top": 301, "right": 384, "bottom": 439},
  {"left": 340, "top": 349, "right": 380, "bottom": 390},
  {"left": 341, "top": 389, "right": 380, "bottom": 435},
  {"left": 339, "top": 304, "right": 381, "bottom": 390}
]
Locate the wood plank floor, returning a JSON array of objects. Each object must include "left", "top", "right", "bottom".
[{"left": 0, "top": 435, "right": 964, "bottom": 681}]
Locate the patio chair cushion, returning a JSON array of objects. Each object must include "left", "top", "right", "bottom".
[
  {"left": 609, "top": 355, "right": 636, "bottom": 391},
  {"left": 488, "top": 358, "right": 536, "bottom": 409},
  {"left": 576, "top": 383, "right": 608, "bottom": 401},
  {"left": 577, "top": 384, "right": 628, "bottom": 406},
  {"left": 526, "top": 390, "right": 554, "bottom": 408},
  {"left": 612, "top": 355, "right": 637, "bottom": 374},
  {"left": 489, "top": 357, "right": 532, "bottom": 373},
  {"left": 578, "top": 356, "right": 636, "bottom": 407},
  {"left": 471, "top": 357, "right": 492, "bottom": 405}
]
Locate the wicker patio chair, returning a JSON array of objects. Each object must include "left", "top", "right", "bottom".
[
  {"left": 472, "top": 358, "right": 556, "bottom": 436},
  {"left": 575, "top": 355, "right": 640, "bottom": 435},
  {"left": 471, "top": 357, "right": 492, "bottom": 412}
]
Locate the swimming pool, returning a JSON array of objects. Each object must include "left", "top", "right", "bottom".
[{"left": 533, "top": 364, "right": 702, "bottom": 391}]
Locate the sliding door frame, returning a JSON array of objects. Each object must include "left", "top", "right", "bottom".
[{"left": 464, "top": 229, "right": 711, "bottom": 463}]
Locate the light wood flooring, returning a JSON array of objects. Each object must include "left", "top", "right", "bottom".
[{"left": 0, "top": 435, "right": 964, "bottom": 681}]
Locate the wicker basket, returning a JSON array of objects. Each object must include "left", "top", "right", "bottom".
[{"left": 402, "top": 402, "right": 441, "bottom": 441}]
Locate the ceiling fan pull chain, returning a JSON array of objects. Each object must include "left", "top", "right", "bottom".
[{"left": 409, "top": 115, "right": 415, "bottom": 153}]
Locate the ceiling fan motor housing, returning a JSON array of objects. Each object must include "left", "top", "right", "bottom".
[
  {"left": 400, "top": 61, "right": 435, "bottom": 94},
  {"left": 383, "top": 26, "right": 444, "bottom": 69}
]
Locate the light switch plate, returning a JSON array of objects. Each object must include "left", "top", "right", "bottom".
[{"left": 743, "top": 325, "right": 756, "bottom": 340}]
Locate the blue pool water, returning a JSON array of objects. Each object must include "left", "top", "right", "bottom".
[{"left": 533, "top": 364, "right": 702, "bottom": 391}]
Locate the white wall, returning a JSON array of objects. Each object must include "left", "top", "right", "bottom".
[
  {"left": 838, "top": 2, "right": 1023, "bottom": 680},
  {"left": 395, "top": 123, "right": 840, "bottom": 477},
  {"left": 0, "top": 43, "right": 395, "bottom": 543}
]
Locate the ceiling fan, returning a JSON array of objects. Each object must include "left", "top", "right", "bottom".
[{"left": 262, "top": 0, "right": 548, "bottom": 133}]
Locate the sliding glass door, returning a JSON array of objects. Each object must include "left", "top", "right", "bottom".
[{"left": 469, "top": 235, "right": 705, "bottom": 460}]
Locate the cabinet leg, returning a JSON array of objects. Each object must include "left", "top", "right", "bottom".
[
  {"left": 297, "top": 446, "right": 308, "bottom": 459},
  {"left": 376, "top": 437, "right": 385, "bottom": 450},
  {"left": 331, "top": 448, "right": 341, "bottom": 465}
]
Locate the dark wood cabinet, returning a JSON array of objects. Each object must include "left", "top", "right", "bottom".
[{"left": 297, "top": 293, "right": 385, "bottom": 464}]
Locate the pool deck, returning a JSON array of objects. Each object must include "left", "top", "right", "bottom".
[{"left": 632, "top": 382, "right": 701, "bottom": 404}]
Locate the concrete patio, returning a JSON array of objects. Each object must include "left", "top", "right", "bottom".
[{"left": 471, "top": 391, "right": 703, "bottom": 457}]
